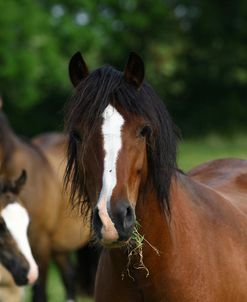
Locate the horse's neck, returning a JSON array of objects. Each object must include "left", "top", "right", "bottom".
[
  {"left": 134, "top": 172, "right": 239, "bottom": 276},
  {"left": 135, "top": 173, "right": 216, "bottom": 255},
  {"left": 118, "top": 173, "right": 209, "bottom": 283}
]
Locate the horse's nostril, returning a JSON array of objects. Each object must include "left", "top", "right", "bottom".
[
  {"left": 126, "top": 206, "right": 132, "bottom": 221},
  {"left": 123, "top": 205, "right": 135, "bottom": 229}
]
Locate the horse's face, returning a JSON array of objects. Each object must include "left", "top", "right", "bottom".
[
  {"left": 68, "top": 52, "right": 150, "bottom": 246},
  {"left": 0, "top": 171, "right": 38, "bottom": 285},
  {"left": 81, "top": 104, "right": 149, "bottom": 246},
  {"left": 68, "top": 52, "right": 177, "bottom": 246}
]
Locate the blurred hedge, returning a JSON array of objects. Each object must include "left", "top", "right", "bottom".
[{"left": 0, "top": 0, "right": 246, "bottom": 136}]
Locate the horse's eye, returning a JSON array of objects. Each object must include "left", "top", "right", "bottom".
[
  {"left": 138, "top": 125, "right": 151, "bottom": 138},
  {"left": 71, "top": 130, "right": 82, "bottom": 143}
]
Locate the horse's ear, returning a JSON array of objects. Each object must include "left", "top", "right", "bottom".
[
  {"left": 14, "top": 170, "right": 27, "bottom": 193},
  {"left": 124, "top": 52, "right": 145, "bottom": 89},
  {"left": 69, "top": 52, "right": 89, "bottom": 87}
]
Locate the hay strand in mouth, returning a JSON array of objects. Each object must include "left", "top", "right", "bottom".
[{"left": 121, "top": 222, "right": 160, "bottom": 281}]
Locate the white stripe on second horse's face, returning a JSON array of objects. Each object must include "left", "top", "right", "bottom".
[
  {"left": 97, "top": 104, "right": 124, "bottom": 242},
  {"left": 1, "top": 202, "right": 38, "bottom": 284}
]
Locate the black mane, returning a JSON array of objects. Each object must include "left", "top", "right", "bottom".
[{"left": 65, "top": 65, "right": 178, "bottom": 213}]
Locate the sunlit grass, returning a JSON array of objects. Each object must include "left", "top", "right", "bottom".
[{"left": 178, "top": 134, "right": 247, "bottom": 171}]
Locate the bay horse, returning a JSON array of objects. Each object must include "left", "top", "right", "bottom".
[
  {"left": 65, "top": 51, "right": 247, "bottom": 302},
  {"left": 0, "top": 106, "right": 91, "bottom": 301},
  {"left": 33, "top": 131, "right": 100, "bottom": 298},
  {"left": 0, "top": 170, "right": 38, "bottom": 286}
]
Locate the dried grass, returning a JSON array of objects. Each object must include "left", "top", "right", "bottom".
[{"left": 121, "top": 222, "right": 160, "bottom": 281}]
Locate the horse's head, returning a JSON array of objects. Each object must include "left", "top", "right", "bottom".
[
  {"left": 66, "top": 52, "right": 177, "bottom": 247},
  {"left": 0, "top": 170, "right": 38, "bottom": 285}
]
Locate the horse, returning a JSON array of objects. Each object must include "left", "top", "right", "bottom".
[
  {"left": 0, "top": 106, "right": 91, "bottom": 301},
  {"left": 0, "top": 171, "right": 38, "bottom": 302},
  {"left": 0, "top": 170, "right": 38, "bottom": 286},
  {"left": 65, "top": 51, "right": 247, "bottom": 302},
  {"left": 32, "top": 131, "right": 100, "bottom": 298}
]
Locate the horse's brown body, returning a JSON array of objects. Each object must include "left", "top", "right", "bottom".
[
  {"left": 32, "top": 132, "right": 91, "bottom": 251},
  {"left": 95, "top": 158, "right": 247, "bottom": 302},
  {"left": 0, "top": 120, "right": 91, "bottom": 301},
  {"left": 65, "top": 52, "right": 247, "bottom": 302}
]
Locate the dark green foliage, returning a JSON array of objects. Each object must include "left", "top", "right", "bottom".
[{"left": 0, "top": 0, "right": 246, "bottom": 136}]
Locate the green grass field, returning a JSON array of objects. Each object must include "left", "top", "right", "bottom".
[
  {"left": 24, "top": 135, "right": 247, "bottom": 302},
  {"left": 178, "top": 135, "right": 247, "bottom": 171}
]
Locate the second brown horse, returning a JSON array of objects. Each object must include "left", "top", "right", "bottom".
[{"left": 0, "top": 107, "right": 91, "bottom": 301}]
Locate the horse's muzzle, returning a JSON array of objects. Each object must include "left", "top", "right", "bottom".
[
  {"left": 93, "top": 201, "right": 136, "bottom": 245},
  {"left": 11, "top": 263, "right": 29, "bottom": 286},
  {"left": 112, "top": 201, "right": 136, "bottom": 241}
]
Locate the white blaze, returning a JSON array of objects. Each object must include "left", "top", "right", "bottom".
[
  {"left": 1, "top": 203, "right": 38, "bottom": 284},
  {"left": 97, "top": 104, "right": 124, "bottom": 241}
]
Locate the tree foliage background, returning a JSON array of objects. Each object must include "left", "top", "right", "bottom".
[{"left": 0, "top": 0, "right": 246, "bottom": 137}]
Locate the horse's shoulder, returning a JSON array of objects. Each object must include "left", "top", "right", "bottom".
[{"left": 186, "top": 158, "right": 247, "bottom": 214}]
